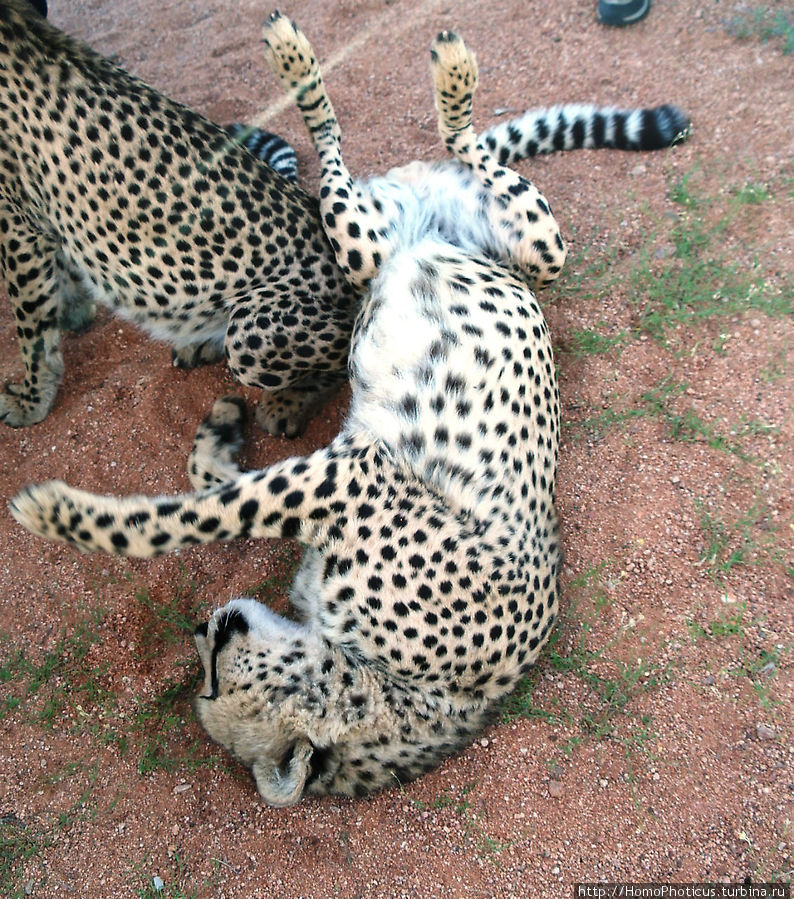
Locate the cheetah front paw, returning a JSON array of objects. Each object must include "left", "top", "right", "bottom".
[
  {"left": 262, "top": 12, "right": 339, "bottom": 141},
  {"left": 9, "top": 480, "right": 75, "bottom": 544},
  {"left": 430, "top": 30, "right": 479, "bottom": 137},
  {"left": 188, "top": 395, "right": 247, "bottom": 488},
  {"left": 1, "top": 351, "right": 64, "bottom": 426},
  {"left": 262, "top": 11, "right": 320, "bottom": 93}
]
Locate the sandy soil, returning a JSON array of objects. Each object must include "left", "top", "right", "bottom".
[{"left": 1, "top": 0, "right": 792, "bottom": 896}]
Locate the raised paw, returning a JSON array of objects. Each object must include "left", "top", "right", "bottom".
[
  {"left": 262, "top": 11, "right": 319, "bottom": 92},
  {"left": 430, "top": 30, "right": 479, "bottom": 135},
  {"left": 262, "top": 12, "right": 339, "bottom": 141},
  {"left": 188, "top": 395, "right": 247, "bottom": 489}
]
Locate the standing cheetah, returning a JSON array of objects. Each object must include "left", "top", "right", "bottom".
[
  {"left": 0, "top": 0, "right": 359, "bottom": 434},
  {"left": 12, "top": 15, "right": 689, "bottom": 803}
]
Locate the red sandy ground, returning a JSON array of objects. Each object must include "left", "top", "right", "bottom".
[{"left": 0, "top": 1, "right": 791, "bottom": 896}]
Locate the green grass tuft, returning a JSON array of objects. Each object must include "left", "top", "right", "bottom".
[{"left": 725, "top": 6, "right": 794, "bottom": 55}]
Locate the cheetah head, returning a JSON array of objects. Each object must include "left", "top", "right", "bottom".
[{"left": 193, "top": 599, "right": 315, "bottom": 807}]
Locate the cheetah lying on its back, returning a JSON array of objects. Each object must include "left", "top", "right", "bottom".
[
  {"left": 12, "top": 17, "right": 689, "bottom": 804},
  {"left": 0, "top": 0, "right": 359, "bottom": 434}
]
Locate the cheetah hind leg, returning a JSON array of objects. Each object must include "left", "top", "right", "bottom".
[
  {"left": 187, "top": 395, "right": 248, "bottom": 489},
  {"left": 171, "top": 339, "right": 225, "bottom": 369},
  {"left": 263, "top": 13, "right": 397, "bottom": 288},
  {"left": 55, "top": 251, "right": 97, "bottom": 334},
  {"left": 0, "top": 213, "right": 64, "bottom": 427}
]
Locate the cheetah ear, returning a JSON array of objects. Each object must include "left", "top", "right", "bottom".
[{"left": 252, "top": 738, "right": 314, "bottom": 807}]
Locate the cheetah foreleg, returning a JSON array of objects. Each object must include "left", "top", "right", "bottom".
[
  {"left": 10, "top": 436, "right": 358, "bottom": 558},
  {"left": 262, "top": 12, "right": 398, "bottom": 288},
  {"left": 430, "top": 32, "right": 567, "bottom": 290}
]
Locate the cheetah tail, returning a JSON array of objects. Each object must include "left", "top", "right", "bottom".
[{"left": 480, "top": 103, "right": 691, "bottom": 166}]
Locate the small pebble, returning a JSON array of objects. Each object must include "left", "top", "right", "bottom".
[
  {"left": 153, "top": 876, "right": 164, "bottom": 892},
  {"left": 756, "top": 724, "right": 775, "bottom": 741},
  {"left": 548, "top": 780, "right": 563, "bottom": 798}
]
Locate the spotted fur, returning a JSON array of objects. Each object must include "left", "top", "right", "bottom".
[
  {"left": 0, "top": 0, "right": 358, "bottom": 433},
  {"left": 11, "top": 16, "right": 689, "bottom": 804}
]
